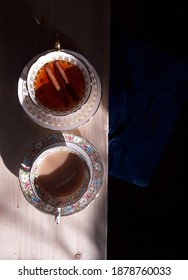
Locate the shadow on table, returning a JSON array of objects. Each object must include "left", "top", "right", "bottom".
[{"left": 0, "top": 0, "right": 77, "bottom": 177}]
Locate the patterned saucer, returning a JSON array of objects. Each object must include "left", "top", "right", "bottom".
[
  {"left": 18, "top": 132, "right": 104, "bottom": 216},
  {"left": 18, "top": 49, "right": 101, "bottom": 130}
]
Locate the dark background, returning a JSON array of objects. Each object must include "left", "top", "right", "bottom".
[{"left": 107, "top": 0, "right": 188, "bottom": 259}]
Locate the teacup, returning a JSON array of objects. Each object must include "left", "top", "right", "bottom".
[
  {"left": 30, "top": 145, "right": 91, "bottom": 224},
  {"left": 27, "top": 51, "right": 91, "bottom": 116}
]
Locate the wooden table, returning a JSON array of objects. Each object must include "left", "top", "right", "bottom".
[{"left": 0, "top": 0, "right": 110, "bottom": 260}]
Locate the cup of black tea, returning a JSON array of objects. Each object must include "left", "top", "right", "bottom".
[
  {"left": 27, "top": 51, "right": 91, "bottom": 116},
  {"left": 30, "top": 145, "right": 91, "bottom": 224}
]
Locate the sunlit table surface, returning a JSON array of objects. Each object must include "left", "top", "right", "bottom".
[{"left": 0, "top": 0, "right": 110, "bottom": 260}]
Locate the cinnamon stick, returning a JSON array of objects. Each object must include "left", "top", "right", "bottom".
[
  {"left": 54, "top": 61, "right": 80, "bottom": 102},
  {"left": 44, "top": 63, "right": 61, "bottom": 91},
  {"left": 45, "top": 63, "right": 70, "bottom": 107},
  {"left": 54, "top": 61, "right": 69, "bottom": 84}
]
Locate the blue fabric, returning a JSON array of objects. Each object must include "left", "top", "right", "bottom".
[{"left": 109, "top": 35, "right": 188, "bottom": 187}]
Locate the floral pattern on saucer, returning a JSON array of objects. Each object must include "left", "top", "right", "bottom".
[{"left": 19, "top": 132, "right": 104, "bottom": 216}]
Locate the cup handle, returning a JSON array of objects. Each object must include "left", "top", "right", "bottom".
[
  {"left": 55, "top": 208, "right": 61, "bottom": 225},
  {"left": 54, "top": 33, "right": 61, "bottom": 51}
]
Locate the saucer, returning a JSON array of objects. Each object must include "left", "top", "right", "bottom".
[
  {"left": 18, "top": 132, "right": 104, "bottom": 216},
  {"left": 18, "top": 49, "right": 101, "bottom": 130}
]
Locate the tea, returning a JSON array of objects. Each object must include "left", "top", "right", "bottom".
[
  {"left": 34, "top": 60, "right": 86, "bottom": 112},
  {"left": 35, "top": 149, "right": 86, "bottom": 198}
]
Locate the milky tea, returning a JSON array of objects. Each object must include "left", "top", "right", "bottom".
[{"left": 35, "top": 148, "right": 88, "bottom": 199}]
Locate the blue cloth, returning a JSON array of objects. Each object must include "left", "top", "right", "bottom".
[{"left": 109, "top": 35, "right": 188, "bottom": 187}]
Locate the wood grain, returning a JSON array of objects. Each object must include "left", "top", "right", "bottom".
[{"left": 0, "top": 0, "right": 109, "bottom": 259}]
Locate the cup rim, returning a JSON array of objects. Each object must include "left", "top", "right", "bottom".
[
  {"left": 30, "top": 145, "right": 91, "bottom": 208},
  {"left": 26, "top": 50, "right": 92, "bottom": 116}
]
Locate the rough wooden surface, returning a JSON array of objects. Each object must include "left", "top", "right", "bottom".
[{"left": 0, "top": 0, "right": 110, "bottom": 260}]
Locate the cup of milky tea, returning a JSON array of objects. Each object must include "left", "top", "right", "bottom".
[
  {"left": 30, "top": 144, "right": 91, "bottom": 224},
  {"left": 26, "top": 51, "right": 91, "bottom": 116}
]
